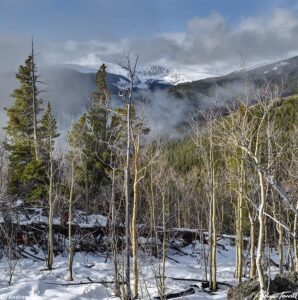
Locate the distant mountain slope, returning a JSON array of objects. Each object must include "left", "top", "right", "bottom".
[
  {"left": 0, "top": 56, "right": 297, "bottom": 137},
  {"left": 169, "top": 56, "right": 298, "bottom": 107}
]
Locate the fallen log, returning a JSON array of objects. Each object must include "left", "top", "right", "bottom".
[
  {"left": 17, "top": 247, "right": 45, "bottom": 261},
  {"left": 46, "top": 276, "right": 124, "bottom": 287},
  {"left": 46, "top": 281, "right": 113, "bottom": 286},
  {"left": 157, "top": 276, "right": 233, "bottom": 288},
  {"left": 153, "top": 287, "right": 195, "bottom": 299},
  {"left": 269, "top": 258, "right": 289, "bottom": 269},
  {"left": 165, "top": 255, "right": 181, "bottom": 264},
  {"left": 46, "top": 280, "right": 115, "bottom": 286}
]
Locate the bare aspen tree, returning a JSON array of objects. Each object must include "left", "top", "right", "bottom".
[
  {"left": 192, "top": 111, "right": 217, "bottom": 290},
  {"left": 110, "top": 165, "right": 121, "bottom": 296},
  {"left": 161, "top": 189, "right": 167, "bottom": 297},
  {"left": 68, "top": 159, "right": 75, "bottom": 281},
  {"left": 47, "top": 132, "right": 54, "bottom": 270},
  {"left": 248, "top": 208, "right": 257, "bottom": 278},
  {"left": 41, "top": 103, "right": 59, "bottom": 270},
  {"left": 287, "top": 127, "right": 298, "bottom": 271},
  {"left": 131, "top": 131, "right": 140, "bottom": 298},
  {"left": 154, "top": 157, "right": 170, "bottom": 299},
  {"left": 294, "top": 201, "right": 298, "bottom": 272},
  {"left": 118, "top": 53, "right": 139, "bottom": 300},
  {"left": 210, "top": 130, "right": 217, "bottom": 290},
  {"left": 217, "top": 90, "right": 281, "bottom": 299},
  {"left": 236, "top": 157, "right": 244, "bottom": 283}
]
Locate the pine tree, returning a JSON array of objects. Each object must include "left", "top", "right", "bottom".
[
  {"left": 85, "top": 63, "right": 111, "bottom": 189},
  {"left": 4, "top": 53, "right": 45, "bottom": 201},
  {"left": 67, "top": 64, "right": 113, "bottom": 211},
  {"left": 40, "top": 102, "right": 60, "bottom": 160}
]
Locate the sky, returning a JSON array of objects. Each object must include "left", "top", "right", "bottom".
[{"left": 0, "top": 0, "right": 298, "bottom": 73}]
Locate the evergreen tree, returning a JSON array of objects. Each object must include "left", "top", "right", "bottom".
[
  {"left": 4, "top": 53, "right": 45, "bottom": 201},
  {"left": 67, "top": 64, "right": 113, "bottom": 210},
  {"left": 85, "top": 63, "right": 111, "bottom": 187},
  {"left": 40, "top": 102, "right": 60, "bottom": 161}
]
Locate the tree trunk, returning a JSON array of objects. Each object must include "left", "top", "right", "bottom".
[
  {"left": 256, "top": 171, "right": 266, "bottom": 299},
  {"left": 278, "top": 224, "right": 284, "bottom": 275},
  {"left": 132, "top": 133, "right": 140, "bottom": 299},
  {"left": 208, "top": 197, "right": 213, "bottom": 289},
  {"left": 249, "top": 211, "right": 256, "bottom": 278},
  {"left": 124, "top": 102, "right": 132, "bottom": 299},
  {"left": 111, "top": 167, "right": 120, "bottom": 296},
  {"left": 68, "top": 161, "right": 74, "bottom": 281},
  {"left": 31, "top": 39, "right": 39, "bottom": 160},
  {"left": 294, "top": 202, "right": 298, "bottom": 272},
  {"left": 237, "top": 160, "right": 244, "bottom": 283},
  {"left": 47, "top": 151, "right": 54, "bottom": 270},
  {"left": 161, "top": 191, "right": 167, "bottom": 297},
  {"left": 211, "top": 165, "right": 217, "bottom": 291},
  {"left": 276, "top": 202, "right": 284, "bottom": 275}
]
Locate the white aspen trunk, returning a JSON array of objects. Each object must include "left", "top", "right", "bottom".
[
  {"left": 278, "top": 224, "right": 284, "bottom": 275},
  {"left": 111, "top": 167, "right": 120, "bottom": 296},
  {"left": 256, "top": 170, "right": 266, "bottom": 299},
  {"left": 275, "top": 201, "right": 284, "bottom": 275},
  {"left": 237, "top": 160, "right": 244, "bottom": 283},
  {"left": 68, "top": 161, "right": 74, "bottom": 281},
  {"left": 235, "top": 204, "right": 239, "bottom": 280},
  {"left": 249, "top": 211, "right": 256, "bottom": 278},
  {"left": 161, "top": 191, "right": 167, "bottom": 297},
  {"left": 47, "top": 146, "right": 54, "bottom": 270},
  {"left": 132, "top": 133, "right": 140, "bottom": 299},
  {"left": 294, "top": 202, "right": 298, "bottom": 272},
  {"left": 149, "top": 159, "right": 155, "bottom": 249},
  {"left": 208, "top": 198, "right": 213, "bottom": 289},
  {"left": 124, "top": 102, "right": 132, "bottom": 299},
  {"left": 211, "top": 165, "right": 217, "bottom": 290}
]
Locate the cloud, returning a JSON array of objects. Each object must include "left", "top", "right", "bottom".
[
  {"left": 140, "top": 8, "right": 298, "bottom": 67},
  {"left": 36, "top": 8, "right": 298, "bottom": 72},
  {"left": 1, "top": 8, "right": 297, "bottom": 74}
]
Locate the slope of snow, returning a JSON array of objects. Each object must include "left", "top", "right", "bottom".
[
  {"left": 0, "top": 236, "right": 281, "bottom": 299},
  {"left": 264, "top": 61, "right": 289, "bottom": 74}
]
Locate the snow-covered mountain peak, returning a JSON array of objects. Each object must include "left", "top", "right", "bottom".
[
  {"left": 137, "top": 65, "right": 170, "bottom": 77},
  {"left": 60, "top": 61, "right": 218, "bottom": 89},
  {"left": 135, "top": 65, "right": 190, "bottom": 86},
  {"left": 164, "top": 70, "right": 189, "bottom": 85}
]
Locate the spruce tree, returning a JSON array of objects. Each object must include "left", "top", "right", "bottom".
[
  {"left": 40, "top": 102, "right": 60, "bottom": 161},
  {"left": 85, "top": 64, "right": 111, "bottom": 185},
  {"left": 67, "top": 64, "right": 112, "bottom": 211},
  {"left": 4, "top": 53, "right": 45, "bottom": 201}
]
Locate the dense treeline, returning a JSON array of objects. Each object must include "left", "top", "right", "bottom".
[{"left": 0, "top": 47, "right": 297, "bottom": 300}]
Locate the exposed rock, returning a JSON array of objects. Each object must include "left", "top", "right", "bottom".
[
  {"left": 274, "top": 272, "right": 298, "bottom": 292},
  {"left": 228, "top": 273, "right": 298, "bottom": 300},
  {"left": 227, "top": 277, "right": 278, "bottom": 300}
]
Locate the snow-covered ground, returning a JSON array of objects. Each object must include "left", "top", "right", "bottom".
[
  {"left": 0, "top": 233, "right": 281, "bottom": 299},
  {"left": 0, "top": 238, "right": 232, "bottom": 300}
]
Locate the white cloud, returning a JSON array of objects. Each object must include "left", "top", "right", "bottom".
[{"left": 1, "top": 8, "right": 298, "bottom": 74}]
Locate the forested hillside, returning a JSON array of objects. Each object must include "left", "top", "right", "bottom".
[{"left": 0, "top": 47, "right": 297, "bottom": 300}]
